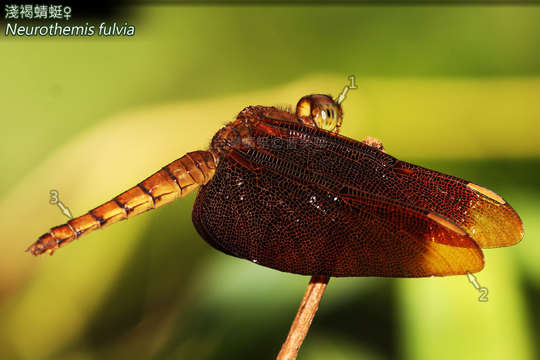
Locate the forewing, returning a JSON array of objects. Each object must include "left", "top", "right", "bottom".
[
  {"left": 378, "top": 160, "right": 523, "bottom": 248},
  {"left": 253, "top": 117, "right": 523, "bottom": 249}
]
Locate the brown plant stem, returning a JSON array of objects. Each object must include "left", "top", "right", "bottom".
[{"left": 277, "top": 275, "right": 330, "bottom": 360}]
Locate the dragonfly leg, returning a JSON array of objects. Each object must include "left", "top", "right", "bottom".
[{"left": 362, "top": 136, "right": 385, "bottom": 152}]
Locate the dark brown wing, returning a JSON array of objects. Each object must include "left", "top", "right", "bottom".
[
  {"left": 247, "top": 118, "right": 523, "bottom": 249},
  {"left": 371, "top": 159, "right": 523, "bottom": 248},
  {"left": 192, "top": 151, "right": 483, "bottom": 278}
]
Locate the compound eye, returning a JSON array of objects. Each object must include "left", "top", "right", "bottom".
[
  {"left": 296, "top": 96, "right": 312, "bottom": 118},
  {"left": 295, "top": 94, "right": 343, "bottom": 133}
]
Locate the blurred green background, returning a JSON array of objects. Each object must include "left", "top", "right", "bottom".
[{"left": 1, "top": 5, "right": 539, "bottom": 360}]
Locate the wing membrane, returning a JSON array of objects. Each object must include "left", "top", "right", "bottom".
[
  {"left": 192, "top": 114, "right": 519, "bottom": 277},
  {"left": 251, "top": 119, "right": 523, "bottom": 249},
  {"left": 193, "top": 155, "right": 484, "bottom": 277}
]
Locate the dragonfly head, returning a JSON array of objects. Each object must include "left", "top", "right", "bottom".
[{"left": 296, "top": 94, "right": 343, "bottom": 133}]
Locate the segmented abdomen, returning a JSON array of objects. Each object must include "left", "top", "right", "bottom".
[{"left": 27, "top": 150, "right": 218, "bottom": 255}]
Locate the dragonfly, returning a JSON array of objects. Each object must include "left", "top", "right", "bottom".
[{"left": 27, "top": 94, "right": 523, "bottom": 277}]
